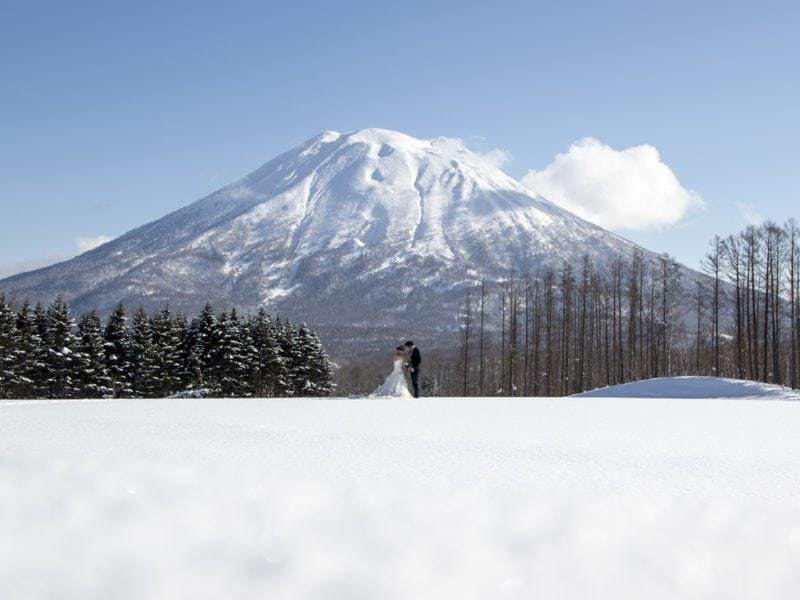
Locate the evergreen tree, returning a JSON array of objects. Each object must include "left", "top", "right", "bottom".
[
  {"left": 171, "top": 313, "right": 190, "bottom": 392},
  {"left": 277, "top": 319, "right": 303, "bottom": 396},
  {"left": 128, "top": 307, "right": 158, "bottom": 397},
  {"left": 45, "top": 297, "right": 79, "bottom": 398},
  {"left": 32, "top": 303, "right": 51, "bottom": 397},
  {"left": 184, "top": 304, "right": 216, "bottom": 390},
  {"left": 234, "top": 309, "right": 258, "bottom": 394},
  {"left": 182, "top": 317, "right": 202, "bottom": 390},
  {"left": 181, "top": 315, "right": 203, "bottom": 391},
  {"left": 0, "top": 294, "right": 334, "bottom": 399},
  {"left": 209, "top": 309, "right": 253, "bottom": 396},
  {"left": 206, "top": 310, "right": 228, "bottom": 394},
  {"left": 248, "top": 309, "right": 288, "bottom": 396},
  {"left": 75, "top": 311, "right": 112, "bottom": 397},
  {"left": 103, "top": 304, "right": 131, "bottom": 397},
  {"left": 151, "top": 306, "right": 185, "bottom": 396},
  {"left": 13, "top": 301, "right": 42, "bottom": 398},
  {"left": 296, "top": 325, "right": 335, "bottom": 396},
  {"left": 0, "top": 293, "right": 19, "bottom": 398}
]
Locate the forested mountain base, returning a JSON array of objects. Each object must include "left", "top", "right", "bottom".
[{"left": 0, "top": 297, "right": 335, "bottom": 399}]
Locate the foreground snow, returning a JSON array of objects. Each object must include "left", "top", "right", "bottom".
[{"left": 3, "top": 389, "right": 800, "bottom": 598}]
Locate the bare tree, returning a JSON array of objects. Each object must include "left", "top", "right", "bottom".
[
  {"left": 460, "top": 287, "right": 472, "bottom": 396},
  {"left": 703, "top": 236, "right": 722, "bottom": 375},
  {"left": 478, "top": 279, "right": 486, "bottom": 396}
]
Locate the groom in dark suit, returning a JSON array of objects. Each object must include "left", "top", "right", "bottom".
[{"left": 404, "top": 341, "right": 422, "bottom": 398}]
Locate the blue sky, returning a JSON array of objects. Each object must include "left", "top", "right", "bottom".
[{"left": 1, "top": 0, "right": 798, "bottom": 275}]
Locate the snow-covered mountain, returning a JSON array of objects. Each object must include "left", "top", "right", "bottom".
[{"left": 0, "top": 128, "right": 668, "bottom": 346}]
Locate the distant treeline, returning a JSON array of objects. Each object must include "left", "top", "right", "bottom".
[
  {"left": 423, "top": 220, "right": 800, "bottom": 396},
  {"left": 0, "top": 297, "right": 335, "bottom": 399}
]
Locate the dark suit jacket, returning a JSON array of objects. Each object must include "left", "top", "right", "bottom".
[{"left": 409, "top": 347, "right": 421, "bottom": 369}]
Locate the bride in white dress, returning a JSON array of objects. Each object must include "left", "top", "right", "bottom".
[{"left": 370, "top": 346, "right": 413, "bottom": 398}]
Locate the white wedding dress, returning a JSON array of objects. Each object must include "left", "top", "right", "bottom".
[{"left": 371, "top": 356, "right": 413, "bottom": 398}]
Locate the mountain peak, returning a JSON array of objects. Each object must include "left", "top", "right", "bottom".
[
  {"left": 1, "top": 128, "right": 649, "bottom": 343},
  {"left": 309, "top": 128, "right": 494, "bottom": 162},
  {"left": 342, "top": 127, "right": 429, "bottom": 149}
]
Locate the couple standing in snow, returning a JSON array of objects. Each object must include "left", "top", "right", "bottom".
[{"left": 371, "top": 341, "right": 422, "bottom": 398}]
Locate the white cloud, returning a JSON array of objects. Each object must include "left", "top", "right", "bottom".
[
  {"left": 476, "top": 147, "right": 513, "bottom": 170},
  {"left": 431, "top": 136, "right": 513, "bottom": 170},
  {"left": 75, "top": 234, "right": 113, "bottom": 254},
  {"left": 735, "top": 201, "right": 763, "bottom": 225},
  {"left": 521, "top": 138, "right": 702, "bottom": 231}
]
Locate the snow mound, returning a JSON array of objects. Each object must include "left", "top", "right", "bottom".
[{"left": 575, "top": 376, "right": 800, "bottom": 400}]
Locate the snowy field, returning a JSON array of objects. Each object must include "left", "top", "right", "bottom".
[{"left": 3, "top": 378, "right": 800, "bottom": 599}]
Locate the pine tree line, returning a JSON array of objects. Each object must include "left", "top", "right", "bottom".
[{"left": 0, "top": 298, "right": 335, "bottom": 399}]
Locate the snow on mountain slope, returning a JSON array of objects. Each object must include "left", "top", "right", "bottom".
[{"left": 0, "top": 128, "right": 664, "bottom": 342}]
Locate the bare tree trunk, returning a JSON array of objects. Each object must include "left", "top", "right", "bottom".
[
  {"left": 461, "top": 288, "right": 472, "bottom": 396},
  {"left": 750, "top": 228, "right": 760, "bottom": 380},
  {"left": 695, "top": 281, "right": 704, "bottom": 374},
  {"left": 714, "top": 239, "right": 720, "bottom": 376},
  {"left": 588, "top": 282, "right": 595, "bottom": 388},
  {"left": 763, "top": 229, "right": 771, "bottom": 382},
  {"left": 604, "top": 283, "right": 611, "bottom": 386},
  {"left": 771, "top": 225, "right": 783, "bottom": 384},
  {"left": 626, "top": 251, "right": 640, "bottom": 382},
  {"left": 509, "top": 275, "right": 518, "bottom": 396},
  {"left": 533, "top": 278, "right": 542, "bottom": 396},
  {"left": 577, "top": 257, "right": 590, "bottom": 392},
  {"left": 560, "top": 267, "right": 567, "bottom": 395},
  {"left": 745, "top": 248, "right": 754, "bottom": 380},
  {"left": 500, "top": 286, "right": 506, "bottom": 394},
  {"left": 660, "top": 256, "right": 668, "bottom": 377},
  {"left": 544, "top": 270, "right": 555, "bottom": 396},
  {"left": 479, "top": 279, "right": 486, "bottom": 396},
  {"left": 704, "top": 236, "right": 721, "bottom": 376},
  {"left": 727, "top": 235, "right": 744, "bottom": 379},
  {"left": 648, "top": 276, "right": 656, "bottom": 378},
  {"left": 611, "top": 260, "right": 622, "bottom": 383},
  {"left": 639, "top": 263, "right": 645, "bottom": 379},
  {"left": 616, "top": 259, "right": 624, "bottom": 383},
  {"left": 791, "top": 221, "right": 799, "bottom": 389},
  {"left": 524, "top": 280, "right": 530, "bottom": 395}
]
